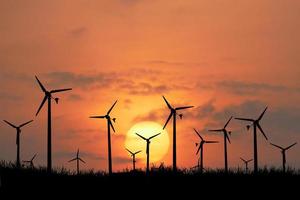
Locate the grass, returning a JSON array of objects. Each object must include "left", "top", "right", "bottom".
[{"left": 0, "top": 160, "right": 299, "bottom": 195}]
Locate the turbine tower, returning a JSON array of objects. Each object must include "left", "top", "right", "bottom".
[
  {"left": 209, "top": 116, "right": 232, "bottom": 172},
  {"left": 162, "top": 96, "right": 193, "bottom": 172},
  {"left": 35, "top": 76, "right": 72, "bottom": 172},
  {"left": 68, "top": 149, "right": 85, "bottom": 175},
  {"left": 135, "top": 132, "right": 161, "bottom": 174},
  {"left": 125, "top": 148, "right": 142, "bottom": 171},
  {"left": 270, "top": 142, "right": 297, "bottom": 172},
  {"left": 194, "top": 129, "right": 218, "bottom": 173},
  {"left": 235, "top": 107, "right": 268, "bottom": 173},
  {"left": 90, "top": 100, "right": 117, "bottom": 175},
  {"left": 3, "top": 119, "right": 33, "bottom": 167}
]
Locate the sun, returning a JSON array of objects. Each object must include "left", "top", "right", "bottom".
[{"left": 124, "top": 121, "right": 169, "bottom": 164}]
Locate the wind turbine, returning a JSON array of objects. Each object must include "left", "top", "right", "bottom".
[
  {"left": 69, "top": 149, "right": 85, "bottom": 175},
  {"left": 209, "top": 116, "right": 233, "bottom": 172},
  {"left": 235, "top": 107, "right": 268, "bottom": 173},
  {"left": 35, "top": 76, "right": 72, "bottom": 172},
  {"left": 22, "top": 154, "right": 37, "bottom": 168},
  {"left": 90, "top": 100, "right": 117, "bottom": 175},
  {"left": 270, "top": 142, "right": 297, "bottom": 172},
  {"left": 125, "top": 148, "right": 142, "bottom": 171},
  {"left": 240, "top": 157, "right": 253, "bottom": 172},
  {"left": 135, "top": 132, "right": 161, "bottom": 174},
  {"left": 162, "top": 96, "right": 193, "bottom": 172},
  {"left": 194, "top": 129, "right": 218, "bottom": 173},
  {"left": 3, "top": 119, "right": 33, "bottom": 167}
]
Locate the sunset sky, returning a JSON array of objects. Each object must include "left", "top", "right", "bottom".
[{"left": 1, "top": 0, "right": 300, "bottom": 172}]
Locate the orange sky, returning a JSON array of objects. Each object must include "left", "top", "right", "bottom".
[{"left": 1, "top": 0, "right": 300, "bottom": 172}]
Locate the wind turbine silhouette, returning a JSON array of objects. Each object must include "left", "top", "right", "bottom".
[
  {"left": 240, "top": 157, "right": 253, "bottom": 172},
  {"left": 270, "top": 142, "right": 297, "bottom": 172},
  {"left": 68, "top": 149, "right": 85, "bottom": 175},
  {"left": 209, "top": 116, "right": 232, "bottom": 172},
  {"left": 35, "top": 76, "right": 72, "bottom": 172},
  {"left": 194, "top": 129, "right": 218, "bottom": 173},
  {"left": 90, "top": 100, "right": 117, "bottom": 175},
  {"left": 22, "top": 154, "right": 37, "bottom": 168},
  {"left": 125, "top": 148, "right": 142, "bottom": 171},
  {"left": 3, "top": 119, "right": 33, "bottom": 167},
  {"left": 162, "top": 96, "right": 193, "bottom": 172},
  {"left": 235, "top": 107, "right": 268, "bottom": 173},
  {"left": 135, "top": 132, "right": 161, "bottom": 174}
]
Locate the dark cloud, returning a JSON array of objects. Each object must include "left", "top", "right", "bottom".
[
  {"left": 132, "top": 108, "right": 165, "bottom": 123},
  {"left": 113, "top": 156, "right": 132, "bottom": 164},
  {"left": 145, "top": 60, "right": 209, "bottom": 67},
  {"left": 216, "top": 80, "right": 295, "bottom": 95},
  {"left": 69, "top": 27, "right": 87, "bottom": 37},
  {"left": 67, "top": 94, "right": 83, "bottom": 101},
  {"left": 0, "top": 92, "right": 21, "bottom": 101}
]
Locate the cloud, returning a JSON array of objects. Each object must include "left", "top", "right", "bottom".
[
  {"left": 0, "top": 92, "right": 21, "bottom": 101},
  {"left": 67, "top": 94, "right": 84, "bottom": 101},
  {"left": 216, "top": 80, "right": 295, "bottom": 95},
  {"left": 132, "top": 108, "right": 165, "bottom": 123},
  {"left": 69, "top": 27, "right": 87, "bottom": 37},
  {"left": 114, "top": 156, "right": 132, "bottom": 164},
  {"left": 145, "top": 60, "right": 209, "bottom": 67}
]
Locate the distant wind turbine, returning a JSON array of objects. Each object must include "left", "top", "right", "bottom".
[
  {"left": 68, "top": 149, "right": 85, "bottom": 175},
  {"left": 90, "top": 100, "right": 117, "bottom": 175},
  {"left": 194, "top": 129, "right": 218, "bottom": 173},
  {"left": 270, "top": 142, "right": 297, "bottom": 172},
  {"left": 23, "top": 154, "right": 37, "bottom": 168},
  {"left": 125, "top": 148, "right": 142, "bottom": 171},
  {"left": 240, "top": 157, "right": 253, "bottom": 172},
  {"left": 3, "top": 119, "right": 33, "bottom": 167},
  {"left": 235, "top": 107, "right": 268, "bottom": 173},
  {"left": 135, "top": 132, "right": 161, "bottom": 174},
  {"left": 35, "top": 76, "right": 72, "bottom": 172},
  {"left": 162, "top": 96, "right": 193, "bottom": 172},
  {"left": 209, "top": 116, "right": 233, "bottom": 172}
]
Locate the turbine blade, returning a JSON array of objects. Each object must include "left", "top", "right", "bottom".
[
  {"left": 235, "top": 117, "right": 254, "bottom": 122},
  {"left": 149, "top": 133, "right": 161, "bottom": 140},
  {"left": 31, "top": 154, "right": 37, "bottom": 161},
  {"left": 208, "top": 129, "right": 223, "bottom": 132},
  {"left": 50, "top": 88, "right": 72, "bottom": 93},
  {"left": 270, "top": 143, "right": 283, "bottom": 150},
  {"left": 225, "top": 132, "right": 231, "bottom": 144},
  {"left": 205, "top": 141, "right": 219, "bottom": 143},
  {"left": 240, "top": 157, "right": 246, "bottom": 163},
  {"left": 258, "top": 107, "right": 268, "bottom": 121},
  {"left": 107, "top": 100, "right": 118, "bottom": 115},
  {"left": 193, "top": 128, "right": 203, "bottom": 141},
  {"left": 247, "top": 159, "right": 253, "bottom": 163},
  {"left": 196, "top": 145, "right": 201, "bottom": 155},
  {"left": 285, "top": 142, "right": 297, "bottom": 150},
  {"left": 79, "top": 158, "right": 86, "bottom": 163},
  {"left": 135, "top": 133, "right": 147, "bottom": 140},
  {"left": 109, "top": 120, "right": 115, "bottom": 132},
  {"left": 126, "top": 148, "right": 134, "bottom": 155},
  {"left": 257, "top": 123, "right": 268, "bottom": 140},
  {"left": 162, "top": 96, "right": 172, "bottom": 109},
  {"left": 224, "top": 116, "right": 233, "bottom": 129},
  {"left": 3, "top": 120, "right": 17, "bottom": 128},
  {"left": 134, "top": 150, "right": 142, "bottom": 155},
  {"left": 89, "top": 115, "right": 106, "bottom": 118},
  {"left": 175, "top": 106, "right": 194, "bottom": 110},
  {"left": 35, "top": 76, "right": 46, "bottom": 92},
  {"left": 163, "top": 112, "right": 172, "bottom": 130},
  {"left": 36, "top": 95, "right": 47, "bottom": 116},
  {"left": 19, "top": 120, "right": 33, "bottom": 128},
  {"left": 68, "top": 158, "right": 77, "bottom": 162}
]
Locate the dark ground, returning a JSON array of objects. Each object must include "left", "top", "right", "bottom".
[{"left": 0, "top": 163, "right": 299, "bottom": 198}]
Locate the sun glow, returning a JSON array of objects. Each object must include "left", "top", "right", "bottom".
[{"left": 124, "top": 121, "right": 169, "bottom": 165}]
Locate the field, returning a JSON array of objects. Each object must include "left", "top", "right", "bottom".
[{"left": 0, "top": 161, "right": 299, "bottom": 197}]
